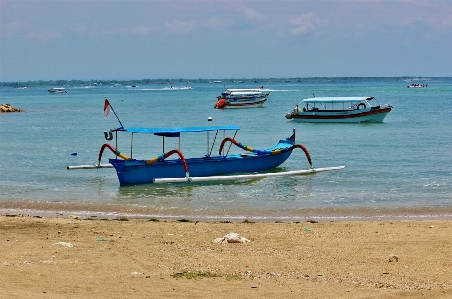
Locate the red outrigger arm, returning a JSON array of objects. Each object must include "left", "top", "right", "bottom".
[
  {"left": 290, "top": 144, "right": 312, "bottom": 167},
  {"left": 145, "top": 149, "right": 189, "bottom": 177},
  {"left": 98, "top": 144, "right": 190, "bottom": 177},
  {"left": 98, "top": 143, "right": 131, "bottom": 163},
  {"left": 218, "top": 137, "right": 312, "bottom": 167}
]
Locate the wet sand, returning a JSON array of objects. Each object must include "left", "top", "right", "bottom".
[{"left": 1, "top": 215, "right": 451, "bottom": 298}]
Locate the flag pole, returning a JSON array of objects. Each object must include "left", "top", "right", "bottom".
[{"left": 105, "top": 98, "right": 124, "bottom": 128}]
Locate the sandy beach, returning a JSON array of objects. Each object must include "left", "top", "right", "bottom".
[{"left": 1, "top": 215, "right": 451, "bottom": 298}]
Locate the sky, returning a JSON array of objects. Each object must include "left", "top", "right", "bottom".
[{"left": 1, "top": 0, "right": 452, "bottom": 82}]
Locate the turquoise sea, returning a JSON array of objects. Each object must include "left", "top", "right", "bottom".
[{"left": 1, "top": 78, "right": 451, "bottom": 221}]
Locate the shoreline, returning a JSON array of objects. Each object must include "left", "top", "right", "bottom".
[
  {"left": 1, "top": 215, "right": 451, "bottom": 298},
  {"left": 1, "top": 201, "right": 452, "bottom": 222}
]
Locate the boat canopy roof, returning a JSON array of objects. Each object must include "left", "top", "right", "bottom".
[
  {"left": 226, "top": 88, "right": 263, "bottom": 92},
  {"left": 302, "top": 96, "right": 374, "bottom": 103},
  {"left": 119, "top": 125, "right": 240, "bottom": 137},
  {"left": 224, "top": 91, "right": 264, "bottom": 96}
]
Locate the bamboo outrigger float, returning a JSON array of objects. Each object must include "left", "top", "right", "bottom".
[{"left": 153, "top": 166, "right": 345, "bottom": 184}]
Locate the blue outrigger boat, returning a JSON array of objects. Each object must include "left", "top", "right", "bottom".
[
  {"left": 97, "top": 125, "right": 313, "bottom": 185},
  {"left": 67, "top": 99, "right": 344, "bottom": 185}
]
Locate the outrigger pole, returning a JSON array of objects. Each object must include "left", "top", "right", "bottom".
[
  {"left": 153, "top": 166, "right": 345, "bottom": 184},
  {"left": 67, "top": 163, "right": 113, "bottom": 170}
]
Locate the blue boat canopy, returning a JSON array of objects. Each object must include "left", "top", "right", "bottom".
[{"left": 118, "top": 125, "right": 240, "bottom": 137}]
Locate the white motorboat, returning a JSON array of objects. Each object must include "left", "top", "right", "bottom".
[
  {"left": 214, "top": 88, "right": 269, "bottom": 109},
  {"left": 285, "top": 96, "right": 392, "bottom": 123},
  {"left": 48, "top": 87, "right": 67, "bottom": 93}
]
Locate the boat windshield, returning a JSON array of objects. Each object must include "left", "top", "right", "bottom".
[{"left": 298, "top": 97, "right": 377, "bottom": 111}]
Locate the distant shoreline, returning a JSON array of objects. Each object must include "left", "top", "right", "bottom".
[{"left": 0, "top": 76, "right": 441, "bottom": 87}]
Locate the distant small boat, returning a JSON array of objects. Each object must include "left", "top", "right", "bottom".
[
  {"left": 285, "top": 96, "right": 392, "bottom": 123},
  {"left": 48, "top": 87, "right": 67, "bottom": 93},
  {"left": 407, "top": 84, "right": 428, "bottom": 88},
  {"left": 165, "top": 85, "right": 192, "bottom": 90},
  {"left": 214, "top": 88, "right": 269, "bottom": 109}
]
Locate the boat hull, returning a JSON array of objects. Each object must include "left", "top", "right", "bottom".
[
  {"left": 407, "top": 84, "right": 427, "bottom": 88},
  {"left": 224, "top": 98, "right": 267, "bottom": 108},
  {"left": 288, "top": 107, "right": 392, "bottom": 123},
  {"left": 48, "top": 89, "right": 67, "bottom": 93},
  {"left": 110, "top": 151, "right": 292, "bottom": 185}
]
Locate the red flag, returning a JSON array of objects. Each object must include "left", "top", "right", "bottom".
[{"left": 104, "top": 98, "right": 111, "bottom": 118}]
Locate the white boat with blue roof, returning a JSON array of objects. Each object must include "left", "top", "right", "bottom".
[{"left": 285, "top": 96, "right": 392, "bottom": 123}]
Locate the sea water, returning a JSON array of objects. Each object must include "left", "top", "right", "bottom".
[{"left": 1, "top": 78, "right": 451, "bottom": 221}]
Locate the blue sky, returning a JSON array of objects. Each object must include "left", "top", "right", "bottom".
[{"left": 1, "top": 0, "right": 451, "bottom": 82}]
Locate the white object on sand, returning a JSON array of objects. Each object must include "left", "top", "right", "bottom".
[{"left": 213, "top": 232, "right": 250, "bottom": 244}]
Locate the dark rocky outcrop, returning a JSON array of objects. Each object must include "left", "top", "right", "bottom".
[{"left": 0, "top": 103, "right": 24, "bottom": 113}]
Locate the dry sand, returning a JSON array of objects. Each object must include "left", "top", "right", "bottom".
[{"left": 1, "top": 215, "right": 451, "bottom": 298}]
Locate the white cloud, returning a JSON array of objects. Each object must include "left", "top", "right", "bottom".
[
  {"left": 25, "top": 31, "right": 63, "bottom": 42},
  {"left": 236, "top": 6, "right": 265, "bottom": 21},
  {"left": 287, "top": 12, "right": 321, "bottom": 35},
  {"left": 202, "top": 17, "right": 224, "bottom": 29},
  {"left": 165, "top": 20, "right": 194, "bottom": 34},
  {"left": 130, "top": 25, "right": 153, "bottom": 35}
]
